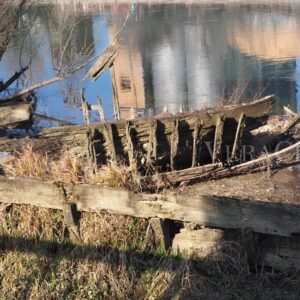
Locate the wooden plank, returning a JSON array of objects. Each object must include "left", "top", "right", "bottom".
[
  {"left": 146, "top": 120, "right": 157, "bottom": 166},
  {"left": 0, "top": 177, "right": 63, "bottom": 210},
  {"left": 192, "top": 119, "right": 203, "bottom": 168},
  {"left": 212, "top": 115, "right": 224, "bottom": 163},
  {"left": 86, "top": 129, "right": 97, "bottom": 172},
  {"left": 126, "top": 121, "right": 135, "bottom": 170},
  {"left": 96, "top": 96, "right": 105, "bottom": 122},
  {"left": 81, "top": 93, "right": 90, "bottom": 125},
  {"left": 142, "top": 163, "right": 222, "bottom": 188},
  {"left": 83, "top": 39, "right": 119, "bottom": 81},
  {"left": 102, "top": 123, "right": 117, "bottom": 162},
  {"left": 110, "top": 65, "right": 120, "bottom": 120},
  {"left": 142, "top": 141, "right": 300, "bottom": 188},
  {"left": 283, "top": 106, "right": 297, "bottom": 117},
  {"left": 170, "top": 119, "right": 179, "bottom": 170},
  {"left": 231, "top": 113, "right": 246, "bottom": 160},
  {"left": 1, "top": 176, "right": 300, "bottom": 236}
]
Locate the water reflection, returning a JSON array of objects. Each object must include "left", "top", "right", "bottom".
[{"left": 0, "top": 1, "right": 300, "bottom": 124}]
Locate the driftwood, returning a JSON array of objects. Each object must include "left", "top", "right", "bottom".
[
  {"left": 83, "top": 39, "right": 119, "bottom": 81},
  {"left": 0, "top": 102, "right": 31, "bottom": 128},
  {"left": 0, "top": 176, "right": 300, "bottom": 237},
  {"left": 0, "top": 97, "right": 275, "bottom": 172}
]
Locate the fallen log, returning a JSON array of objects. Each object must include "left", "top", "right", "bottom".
[{"left": 0, "top": 176, "right": 300, "bottom": 236}]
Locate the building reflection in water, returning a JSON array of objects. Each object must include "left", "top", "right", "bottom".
[
  {"left": 106, "top": 3, "right": 299, "bottom": 115},
  {"left": 108, "top": 23, "right": 146, "bottom": 119},
  {"left": 1, "top": 1, "right": 300, "bottom": 124}
]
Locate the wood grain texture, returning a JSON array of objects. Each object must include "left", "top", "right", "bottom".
[{"left": 0, "top": 175, "right": 300, "bottom": 237}]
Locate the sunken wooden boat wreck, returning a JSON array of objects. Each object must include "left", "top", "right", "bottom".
[{"left": 0, "top": 95, "right": 299, "bottom": 190}]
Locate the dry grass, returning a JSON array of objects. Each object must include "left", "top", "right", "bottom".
[
  {"left": 1, "top": 204, "right": 300, "bottom": 299},
  {"left": 1, "top": 146, "right": 300, "bottom": 299},
  {"left": 3, "top": 144, "right": 134, "bottom": 188}
]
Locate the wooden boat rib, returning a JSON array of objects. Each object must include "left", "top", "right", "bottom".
[{"left": 0, "top": 96, "right": 275, "bottom": 172}]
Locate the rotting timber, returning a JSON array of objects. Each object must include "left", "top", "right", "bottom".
[
  {"left": 0, "top": 96, "right": 276, "bottom": 174},
  {"left": 0, "top": 96, "right": 299, "bottom": 270}
]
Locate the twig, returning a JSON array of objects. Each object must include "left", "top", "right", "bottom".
[{"left": 0, "top": 55, "right": 96, "bottom": 102}]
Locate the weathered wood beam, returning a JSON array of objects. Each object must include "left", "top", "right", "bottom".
[
  {"left": 1, "top": 176, "right": 300, "bottom": 236},
  {"left": 110, "top": 65, "right": 120, "bottom": 120},
  {"left": 192, "top": 119, "right": 203, "bottom": 168},
  {"left": 126, "top": 121, "right": 136, "bottom": 171},
  {"left": 143, "top": 140, "right": 300, "bottom": 187},
  {"left": 231, "top": 113, "right": 246, "bottom": 160},
  {"left": 170, "top": 119, "right": 179, "bottom": 170},
  {"left": 102, "top": 123, "right": 117, "bottom": 162},
  {"left": 146, "top": 120, "right": 157, "bottom": 166},
  {"left": 83, "top": 39, "right": 119, "bottom": 81},
  {"left": 96, "top": 96, "right": 105, "bottom": 122},
  {"left": 213, "top": 115, "right": 224, "bottom": 163},
  {"left": 86, "top": 129, "right": 97, "bottom": 172},
  {"left": 81, "top": 92, "right": 90, "bottom": 125}
]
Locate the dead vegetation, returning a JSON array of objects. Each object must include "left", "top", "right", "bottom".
[
  {"left": 0, "top": 145, "right": 300, "bottom": 298},
  {"left": 2, "top": 144, "right": 135, "bottom": 189},
  {"left": 0, "top": 203, "right": 300, "bottom": 299}
]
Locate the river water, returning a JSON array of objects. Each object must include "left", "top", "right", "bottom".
[{"left": 1, "top": 0, "right": 300, "bottom": 125}]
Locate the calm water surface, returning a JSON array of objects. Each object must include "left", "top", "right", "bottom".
[{"left": 1, "top": 1, "right": 300, "bottom": 125}]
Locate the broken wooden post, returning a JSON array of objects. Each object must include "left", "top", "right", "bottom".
[
  {"left": 192, "top": 119, "right": 203, "bottom": 168},
  {"left": 212, "top": 115, "right": 224, "bottom": 163},
  {"left": 149, "top": 218, "right": 172, "bottom": 250},
  {"left": 86, "top": 129, "right": 97, "bottom": 173},
  {"left": 129, "top": 106, "right": 137, "bottom": 119},
  {"left": 59, "top": 185, "right": 81, "bottom": 243},
  {"left": 102, "top": 123, "right": 117, "bottom": 163},
  {"left": 110, "top": 65, "right": 120, "bottom": 120},
  {"left": 81, "top": 92, "right": 90, "bottom": 125},
  {"left": 83, "top": 39, "right": 119, "bottom": 81},
  {"left": 126, "top": 121, "right": 136, "bottom": 171},
  {"left": 146, "top": 119, "right": 157, "bottom": 166},
  {"left": 283, "top": 106, "right": 297, "bottom": 117},
  {"left": 96, "top": 96, "right": 105, "bottom": 122},
  {"left": 170, "top": 119, "right": 179, "bottom": 170},
  {"left": 62, "top": 203, "right": 81, "bottom": 243},
  {"left": 231, "top": 113, "right": 246, "bottom": 160}
]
